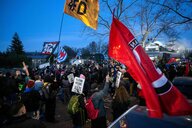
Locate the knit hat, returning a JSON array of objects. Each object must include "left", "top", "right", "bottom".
[
  {"left": 27, "top": 80, "right": 35, "bottom": 88},
  {"left": 90, "top": 83, "right": 99, "bottom": 92}
]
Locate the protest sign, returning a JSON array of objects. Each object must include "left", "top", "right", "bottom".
[
  {"left": 115, "top": 71, "right": 122, "bottom": 88},
  {"left": 39, "top": 62, "right": 50, "bottom": 69},
  {"left": 67, "top": 73, "right": 75, "bottom": 84},
  {"left": 71, "top": 77, "right": 85, "bottom": 94}
]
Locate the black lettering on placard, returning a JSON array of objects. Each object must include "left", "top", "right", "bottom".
[
  {"left": 75, "top": 81, "right": 82, "bottom": 86},
  {"left": 74, "top": 86, "right": 81, "bottom": 93},
  {"left": 77, "top": 0, "right": 87, "bottom": 15}
]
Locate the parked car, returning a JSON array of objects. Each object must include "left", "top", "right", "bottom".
[
  {"left": 172, "top": 76, "right": 192, "bottom": 99},
  {"left": 108, "top": 105, "right": 192, "bottom": 128}
]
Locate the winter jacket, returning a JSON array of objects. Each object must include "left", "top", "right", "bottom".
[{"left": 92, "top": 82, "right": 109, "bottom": 117}]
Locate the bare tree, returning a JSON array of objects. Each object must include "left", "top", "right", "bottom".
[
  {"left": 136, "top": 0, "right": 174, "bottom": 47},
  {"left": 145, "top": 0, "right": 192, "bottom": 44},
  {"left": 83, "top": 0, "right": 192, "bottom": 48},
  {"left": 87, "top": 41, "right": 97, "bottom": 54},
  {"left": 83, "top": 0, "right": 138, "bottom": 40},
  {"left": 148, "top": 0, "right": 192, "bottom": 25}
]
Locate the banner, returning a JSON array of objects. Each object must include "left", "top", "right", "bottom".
[
  {"left": 64, "top": 0, "right": 99, "bottom": 30},
  {"left": 108, "top": 17, "right": 192, "bottom": 118},
  {"left": 57, "top": 47, "right": 67, "bottom": 63},
  {"left": 41, "top": 41, "right": 59, "bottom": 55},
  {"left": 39, "top": 62, "right": 50, "bottom": 69}
]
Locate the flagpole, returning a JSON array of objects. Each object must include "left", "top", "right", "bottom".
[
  {"left": 57, "top": 12, "right": 65, "bottom": 57},
  {"left": 55, "top": 12, "right": 65, "bottom": 69},
  {"left": 58, "top": 13, "right": 64, "bottom": 43}
]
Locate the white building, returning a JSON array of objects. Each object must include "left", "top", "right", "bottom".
[{"left": 145, "top": 41, "right": 166, "bottom": 52}]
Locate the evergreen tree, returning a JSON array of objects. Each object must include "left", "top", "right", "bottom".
[
  {"left": 2, "top": 32, "right": 30, "bottom": 68},
  {"left": 9, "top": 32, "right": 25, "bottom": 55}
]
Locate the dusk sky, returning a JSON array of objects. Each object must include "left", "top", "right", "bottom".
[
  {"left": 0, "top": 0, "right": 99, "bottom": 52},
  {"left": 0, "top": 0, "right": 192, "bottom": 52}
]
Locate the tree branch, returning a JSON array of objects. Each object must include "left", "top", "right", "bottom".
[
  {"left": 119, "top": 0, "right": 138, "bottom": 18},
  {"left": 149, "top": 1, "right": 192, "bottom": 22},
  {"left": 98, "top": 15, "right": 110, "bottom": 29}
]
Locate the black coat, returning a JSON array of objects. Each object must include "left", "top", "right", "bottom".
[{"left": 2, "top": 115, "right": 46, "bottom": 128}]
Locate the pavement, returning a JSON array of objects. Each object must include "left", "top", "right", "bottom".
[
  {"left": 43, "top": 97, "right": 94, "bottom": 128},
  {"left": 43, "top": 98, "right": 76, "bottom": 128},
  {"left": 43, "top": 95, "right": 138, "bottom": 128}
]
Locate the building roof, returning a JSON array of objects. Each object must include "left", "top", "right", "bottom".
[{"left": 26, "top": 52, "right": 49, "bottom": 59}]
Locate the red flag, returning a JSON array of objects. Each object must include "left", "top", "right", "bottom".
[
  {"left": 184, "top": 62, "right": 190, "bottom": 76},
  {"left": 167, "top": 57, "right": 177, "bottom": 64},
  {"left": 108, "top": 17, "right": 192, "bottom": 118},
  {"left": 109, "top": 17, "right": 162, "bottom": 118}
]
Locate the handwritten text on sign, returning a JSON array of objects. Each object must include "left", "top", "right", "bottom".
[{"left": 71, "top": 77, "right": 85, "bottom": 94}]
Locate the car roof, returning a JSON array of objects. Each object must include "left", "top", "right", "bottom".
[
  {"left": 172, "top": 77, "right": 192, "bottom": 86},
  {"left": 108, "top": 105, "right": 192, "bottom": 128}
]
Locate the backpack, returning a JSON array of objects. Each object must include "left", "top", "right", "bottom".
[
  {"left": 85, "top": 97, "right": 99, "bottom": 120},
  {"left": 67, "top": 95, "right": 80, "bottom": 114},
  {"left": 40, "top": 82, "right": 50, "bottom": 100}
]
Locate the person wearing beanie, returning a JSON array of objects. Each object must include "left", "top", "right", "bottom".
[{"left": 24, "top": 80, "right": 35, "bottom": 93}]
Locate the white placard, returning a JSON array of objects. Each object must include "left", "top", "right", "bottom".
[
  {"left": 71, "top": 77, "right": 85, "bottom": 94},
  {"left": 115, "top": 71, "right": 122, "bottom": 88},
  {"left": 39, "top": 62, "right": 50, "bottom": 69},
  {"left": 67, "top": 73, "right": 75, "bottom": 84}
]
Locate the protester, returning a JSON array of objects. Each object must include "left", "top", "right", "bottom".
[
  {"left": 60, "top": 75, "right": 71, "bottom": 104},
  {"left": 24, "top": 79, "right": 35, "bottom": 93},
  {"left": 137, "top": 84, "right": 145, "bottom": 106},
  {"left": 34, "top": 75, "right": 43, "bottom": 91},
  {"left": 112, "top": 81, "right": 130, "bottom": 121},
  {"left": 43, "top": 75, "right": 58, "bottom": 123},
  {"left": 2, "top": 101, "right": 46, "bottom": 128},
  {"left": 69, "top": 93, "right": 87, "bottom": 128},
  {"left": 88, "top": 74, "right": 110, "bottom": 128},
  {"left": 22, "top": 93, "right": 41, "bottom": 119}
]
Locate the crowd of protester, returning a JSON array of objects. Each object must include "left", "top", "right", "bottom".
[{"left": 0, "top": 56, "right": 192, "bottom": 128}]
